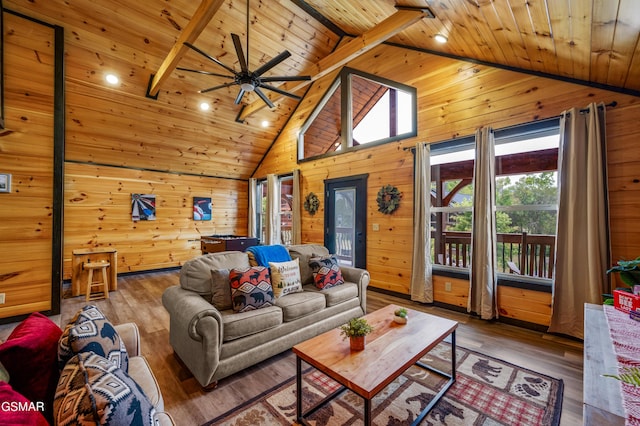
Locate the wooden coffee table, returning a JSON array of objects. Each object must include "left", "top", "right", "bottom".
[{"left": 293, "top": 304, "right": 458, "bottom": 425}]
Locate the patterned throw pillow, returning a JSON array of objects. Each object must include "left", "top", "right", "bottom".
[
  {"left": 309, "top": 255, "right": 345, "bottom": 290},
  {"left": 54, "top": 352, "right": 156, "bottom": 426},
  {"left": 269, "top": 258, "right": 303, "bottom": 298},
  {"left": 229, "top": 266, "right": 275, "bottom": 313},
  {"left": 58, "top": 305, "right": 129, "bottom": 372}
]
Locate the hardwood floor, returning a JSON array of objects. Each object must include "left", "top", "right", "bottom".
[{"left": 1, "top": 269, "right": 584, "bottom": 425}]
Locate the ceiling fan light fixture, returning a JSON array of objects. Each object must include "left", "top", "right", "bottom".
[
  {"left": 434, "top": 34, "right": 448, "bottom": 44},
  {"left": 241, "top": 82, "right": 255, "bottom": 92}
]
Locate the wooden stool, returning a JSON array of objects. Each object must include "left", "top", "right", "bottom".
[{"left": 84, "top": 261, "right": 110, "bottom": 302}]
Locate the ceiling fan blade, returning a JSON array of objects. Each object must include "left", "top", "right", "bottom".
[
  {"left": 199, "top": 81, "right": 237, "bottom": 94},
  {"left": 184, "top": 42, "right": 237, "bottom": 75},
  {"left": 234, "top": 88, "right": 246, "bottom": 105},
  {"left": 176, "top": 67, "right": 234, "bottom": 79},
  {"left": 260, "top": 75, "right": 311, "bottom": 83},
  {"left": 253, "top": 50, "right": 291, "bottom": 76},
  {"left": 231, "top": 34, "right": 249, "bottom": 73},
  {"left": 259, "top": 83, "right": 302, "bottom": 100},
  {"left": 253, "top": 87, "right": 275, "bottom": 108}
]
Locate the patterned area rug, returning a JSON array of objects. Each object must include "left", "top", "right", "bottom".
[{"left": 204, "top": 343, "right": 563, "bottom": 426}]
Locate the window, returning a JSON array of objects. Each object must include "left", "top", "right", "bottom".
[
  {"left": 254, "top": 174, "right": 294, "bottom": 245},
  {"left": 429, "top": 119, "right": 560, "bottom": 281},
  {"left": 298, "top": 67, "right": 417, "bottom": 161}
]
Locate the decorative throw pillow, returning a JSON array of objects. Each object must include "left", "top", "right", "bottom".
[
  {"left": 229, "top": 266, "right": 275, "bottom": 313},
  {"left": 0, "top": 312, "right": 62, "bottom": 424},
  {"left": 54, "top": 352, "right": 156, "bottom": 426},
  {"left": 309, "top": 255, "right": 345, "bottom": 289},
  {"left": 211, "top": 269, "right": 233, "bottom": 310},
  {"left": 269, "top": 258, "right": 303, "bottom": 298},
  {"left": 0, "top": 381, "right": 49, "bottom": 426},
  {"left": 58, "top": 305, "right": 129, "bottom": 372}
]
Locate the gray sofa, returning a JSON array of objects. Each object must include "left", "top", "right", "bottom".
[{"left": 162, "top": 244, "right": 369, "bottom": 389}]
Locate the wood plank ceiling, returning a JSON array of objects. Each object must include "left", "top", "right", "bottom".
[{"left": 6, "top": 0, "right": 640, "bottom": 181}]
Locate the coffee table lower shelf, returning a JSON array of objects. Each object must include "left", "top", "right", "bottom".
[{"left": 296, "top": 330, "right": 456, "bottom": 426}]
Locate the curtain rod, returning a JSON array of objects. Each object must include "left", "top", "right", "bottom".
[{"left": 579, "top": 101, "right": 617, "bottom": 113}]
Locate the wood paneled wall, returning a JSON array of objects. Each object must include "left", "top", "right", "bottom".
[
  {"left": 0, "top": 12, "right": 56, "bottom": 318},
  {"left": 63, "top": 163, "right": 248, "bottom": 280},
  {"left": 255, "top": 43, "right": 640, "bottom": 325}
]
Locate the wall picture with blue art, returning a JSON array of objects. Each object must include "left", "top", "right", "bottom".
[
  {"left": 193, "top": 197, "right": 212, "bottom": 221},
  {"left": 131, "top": 193, "right": 156, "bottom": 221}
]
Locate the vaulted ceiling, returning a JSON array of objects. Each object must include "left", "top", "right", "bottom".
[{"left": 6, "top": 0, "right": 639, "bottom": 180}]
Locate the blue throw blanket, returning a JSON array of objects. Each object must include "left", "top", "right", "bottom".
[{"left": 246, "top": 245, "right": 291, "bottom": 267}]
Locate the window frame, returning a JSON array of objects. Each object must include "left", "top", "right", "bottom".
[
  {"left": 429, "top": 118, "right": 561, "bottom": 289},
  {"left": 297, "top": 67, "right": 417, "bottom": 162}
]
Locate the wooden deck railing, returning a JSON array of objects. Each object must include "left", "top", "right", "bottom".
[{"left": 434, "top": 231, "right": 556, "bottom": 279}]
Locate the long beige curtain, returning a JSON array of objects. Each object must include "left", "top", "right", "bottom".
[
  {"left": 468, "top": 127, "right": 499, "bottom": 320},
  {"left": 248, "top": 178, "right": 258, "bottom": 239},
  {"left": 410, "top": 142, "right": 433, "bottom": 303},
  {"left": 292, "top": 169, "right": 302, "bottom": 245},
  {"left": 265, "top": 174, "right": 280, "bottom": 245},
  {"left": 548, "top": 103, "right": 609, "bottom": 339}
]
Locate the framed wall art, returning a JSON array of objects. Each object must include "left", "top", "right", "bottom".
[
  {"left": 0, "top": 173, "right": 10, "bottom": 193},
  {"left": 193, "top": 197, "right": 212, "bottom": 221},
  {"left": 131, "top": 193, "right": 156, "bottom": 221}
]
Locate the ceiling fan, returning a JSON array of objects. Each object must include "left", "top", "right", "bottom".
[{"left": 177, "top": 0, "right": 310, "bottom": 108}]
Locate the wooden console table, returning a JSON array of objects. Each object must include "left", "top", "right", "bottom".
[
  {"left": 71, "top": 248, "right": 117, "bottom": 297},
  {"left": 583, "top": 303, "right": 625, "bottom": 425}
]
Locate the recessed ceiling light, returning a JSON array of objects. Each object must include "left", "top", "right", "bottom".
[
  {"left": 261, "top": 120, "right": 269, "bottom": 128},
  {"left": 105, "top": 74, "right": 119, "bottom": 85},
  {"left": 434, "top": 34, "right": 448, "bottom": 44},
  {"left": 200, "top": 102, "right": 210, "bottom": 111}
]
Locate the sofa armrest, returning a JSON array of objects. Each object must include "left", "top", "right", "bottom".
[
  {"left": 339, "top": 266, "right": 369, "bottom": 312},
  {"left": 115, "top": 322, "right": 141, "bottom": 357},
  {"left": 162, "top": 286, "right": 224, "bottom": 344},
  {"left": 154, "top": 412, "right": 176, "bottom": 426},
  {"left": 162, "top": 285, "right": 225, "bottom": 387}
]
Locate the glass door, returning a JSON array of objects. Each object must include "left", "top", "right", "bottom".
[{"left": 324, "top": 175, "right": 367, "bottom": 268}]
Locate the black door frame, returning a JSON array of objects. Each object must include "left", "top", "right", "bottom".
[{"left": 324, "top": 174, "right": 368, "bottom": 269}]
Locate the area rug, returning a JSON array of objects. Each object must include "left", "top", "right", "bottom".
[{"left": 204, "top": 343, "right": 563, "bottom": 426}]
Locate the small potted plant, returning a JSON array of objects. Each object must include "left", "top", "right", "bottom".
[
  {"left": 339, "top": 317, "right": 373, "bottom": 351},
  {"left": 604, "top": 256, "right": 640, "bottom": 304},
  {"left": 393, "top": 307, "right": 409, "bottom": 324}
]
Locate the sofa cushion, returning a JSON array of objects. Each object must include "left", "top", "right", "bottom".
[
  {"left": 180, "top": 251, "right": 250, "bottom": 298},
  {"left": 229, "top": 266, "right": 275, "bottom": 313},
  {"left": 210, "top": 269, "right": 232, "bottom": 310},
  {"left": 303, "top": 282, "right": 359, "bottom": 307},
  {"left": 274, "top": 291, "right": 326, "bottom": 322},
  {"left": 54, "top": 352, "right": 156, "bottom": 426},
  {"left": 309, "top": 254, "right": 345, "bottom": 289},
  {"left": 221, "top": 307, "right": 283, "bottom": 341},
  {"left": 0, "top": 312, "right": 62, "bottom": 423},
  {"left": 0, "top": 381, "right": 49, "bottom": 426},
  {"left": 288, "top": 244, "right": 330, "bottom": 284},
  {"left": 59, "top": 305, "right": 129, "bottom": 372},
  {"left": 269, "top": 258, "right": 303, "bottom": 298}
]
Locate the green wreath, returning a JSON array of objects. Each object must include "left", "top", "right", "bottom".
[
  {"left": 377, "top": 185, "right": 402, "bottom": 214},
  {"left": 304, "top": 192, "right": 320, "bottom": 215}
]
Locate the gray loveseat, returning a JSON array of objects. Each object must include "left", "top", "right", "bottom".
[{"left": 162, "top": 244, "right": 370, "bottom": 389}]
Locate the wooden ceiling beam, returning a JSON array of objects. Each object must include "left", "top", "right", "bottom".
[
  {"left": 146, "top": 0, "right": 225, "bottom": 98},
  {"left": 237, "top": 8, "right": 432, "bottom": 121}
]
